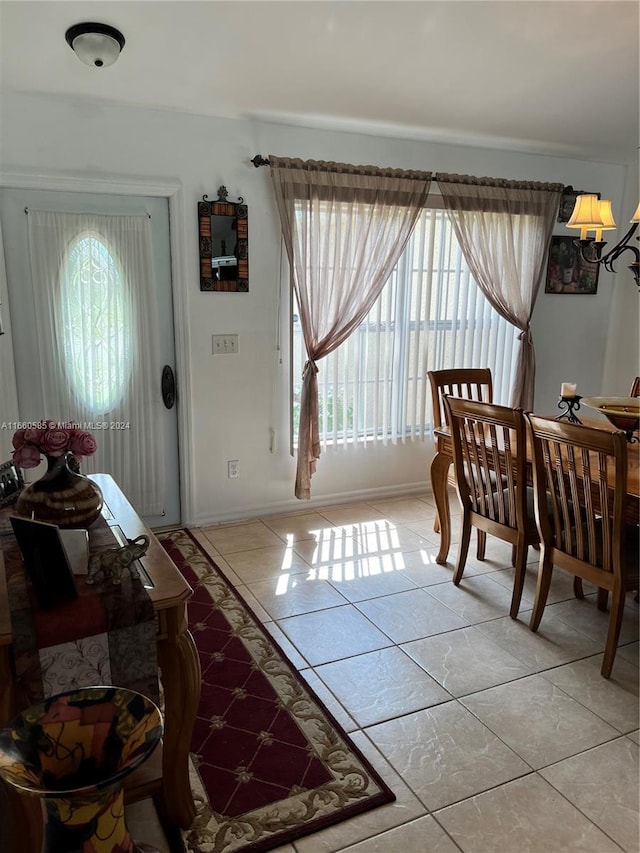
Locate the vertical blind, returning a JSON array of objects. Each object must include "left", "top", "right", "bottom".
[{"left": 292, "top": 207, "right": 519, "bottom": 448}]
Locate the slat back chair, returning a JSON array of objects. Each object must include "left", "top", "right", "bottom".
[
  {"left": 428, "top": 368, "right": 494, "bottom": 434},
  {"left": 630, "top": 377, "right": 640, "bottom": 398},
  {"left": 525, "top": 414, "right": 639, "bottom": 678},
  {"left": 444, "top": 396, "right": 538, "bottom": 618},
  {"left": 427, "top": 368, "right": 494, "bottom": 555}
]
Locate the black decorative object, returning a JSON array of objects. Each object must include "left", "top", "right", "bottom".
[
  {"left": 161, "top": 364, "right": 176, "bottom": 409},
  {"left": 556, "top": 395, "right": 583, "bottom": 424},
  {"left": 198, "top": 186, "right": 249, "bottom": 292}
]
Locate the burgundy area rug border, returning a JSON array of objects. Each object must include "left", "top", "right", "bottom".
[{"left": 158, "top": 528, "right": 396, "bottom": 853}]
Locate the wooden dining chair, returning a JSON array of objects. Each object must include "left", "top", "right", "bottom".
[
  {"left": 427, "top": 368, "right": 493, "bottom": 554},
  {"left": 525, "top": 414, "right": 639, "bottom": 678},
  {"left": 444, "top": 396, "right": 538, "bottom": 619},
  {"left": 428, "top": 368, "right": 494, "bottom": 435},
  {"left": 630, "top": 376, "right": 640, "bottom": 398}
]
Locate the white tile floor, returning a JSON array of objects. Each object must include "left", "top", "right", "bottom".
[{"left": 130, "top": 491, "right": 639, "bottom": 853}]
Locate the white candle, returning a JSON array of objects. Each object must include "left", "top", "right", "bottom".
[{"left": 560, "top": 382, "right": 577, "bottom": 397}]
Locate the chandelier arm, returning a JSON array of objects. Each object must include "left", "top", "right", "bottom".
[
  {"left": 602, "top": 229, "right": 638, "bottom": 267},
  {"left": 575, "top": 222, "right": 639, "bottom": 279},
  {"left": 599, "top": 242, "right": 640, "bottom": 288},
  {"left": 599, "top": 221, "right": 639, "bottom": 265},
  {"left": 602, "top": 243, "right": 639, "bottom": 270}
]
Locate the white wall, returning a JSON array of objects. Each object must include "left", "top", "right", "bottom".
[
  {"left": 0, "top": 92, "right": 632, "bottom": 525},
  {"left": 601, "top": 157, "right": 640, "bottom": 395}
]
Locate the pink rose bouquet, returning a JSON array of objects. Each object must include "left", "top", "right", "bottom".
[{"left": 11, "top": 421, "right": 97, "bottom": 469}]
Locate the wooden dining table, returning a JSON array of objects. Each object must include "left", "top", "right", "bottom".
[{"left": 430, "top": 415, "right": 640, "bottom": 565}]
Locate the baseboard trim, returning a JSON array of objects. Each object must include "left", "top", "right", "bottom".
[{"left": 190, "top": 480, "right": 433, "bottom": 528}]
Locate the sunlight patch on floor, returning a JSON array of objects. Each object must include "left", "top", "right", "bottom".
[
  {"left": 275, "top": 573, "right": 292, "bottom": 596},
  {"left": 272, "top": 518, "right": 441, "bottom": 594},
  {"left": 305, "top": 527, "right": 359, "bottom": 565}
]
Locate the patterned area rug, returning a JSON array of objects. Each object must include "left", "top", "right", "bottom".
[{"left": 157, "top": 529, "right": 395, "bottom": 853}]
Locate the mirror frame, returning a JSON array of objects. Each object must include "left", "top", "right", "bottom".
[{"left": 198, "top": 187, "right": 249, "bottom": 292}]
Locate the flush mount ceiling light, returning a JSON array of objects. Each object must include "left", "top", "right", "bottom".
[{"left": 65, "top": 22, "right": 125, "bottom": 68}]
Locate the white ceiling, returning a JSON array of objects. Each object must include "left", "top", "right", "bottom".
[{"left": 1, "top": 1, "right": 638, "bottom": 163}]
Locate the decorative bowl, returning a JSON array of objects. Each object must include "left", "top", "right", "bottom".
[
  {"left": 0, "top": 686, "right": 162, "bottom": 796},
  {"left": 581, "top": 397, "right": 640, "bottom": 436},
  {"left": 0, "top": 687, "right": 162, "bottom": 853}
]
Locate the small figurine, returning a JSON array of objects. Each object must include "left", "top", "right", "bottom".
[{"left": 86, "top": 534, "right": 150, "bottom": 585}]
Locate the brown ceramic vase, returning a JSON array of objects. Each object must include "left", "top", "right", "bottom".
[{"left": 15, "top": 452, "right": 103, "bottom": 529}]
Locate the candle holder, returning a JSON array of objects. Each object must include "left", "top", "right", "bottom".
[{"left": 556, "top": 395, "right": 583, "bottom": 424}]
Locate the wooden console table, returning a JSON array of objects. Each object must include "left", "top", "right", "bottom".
[{"left": 0, "top": 474, "right": 201, "bottom": 852}]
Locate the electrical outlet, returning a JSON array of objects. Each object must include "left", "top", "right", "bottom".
[
  {"left": 212, "top": 334, "right": 238, "bottom": 355},
  {"left": 227, "top": 459, "right": 239, "bottom": 479}
]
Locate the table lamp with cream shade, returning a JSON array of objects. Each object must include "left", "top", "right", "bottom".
[{"left": 566, "top": 193, "right": 640, "bottom": 287}]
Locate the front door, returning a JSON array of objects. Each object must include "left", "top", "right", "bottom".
[{"left": 0, "top": 188, "right": 180, "bottom": 527}]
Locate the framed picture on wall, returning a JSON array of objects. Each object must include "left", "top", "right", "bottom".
[
  {"left": 557, "top": 187, "right": 600, "bottom": 223},
  {"left": 545, "top": 235, "right": 600, "bottom": 295}
]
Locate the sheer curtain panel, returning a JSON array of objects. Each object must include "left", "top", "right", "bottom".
[
  {"left": 26, "top": 209, "right": 165, "bottom": 515},
  {"left": 0, "top": 220, "right": 19, "bottom": 418},
  {"left": 269, "top": 156, "right": 431, "bottom": 499},
  {"left": 436, "top": 175, "right": 563, "bottom": 410}
]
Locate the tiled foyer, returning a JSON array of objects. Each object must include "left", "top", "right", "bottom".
[{"left": 130, "top": 491, "right": 639, "bottom": 853}]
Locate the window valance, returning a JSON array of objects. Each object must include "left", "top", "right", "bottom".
[
  {"left": 268, "top": 156, "right": 432, "bottom": 206},
  {"left": 435, "top": 173, "right": 565, "bottom": 214}
]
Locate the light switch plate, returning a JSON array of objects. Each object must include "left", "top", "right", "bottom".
[{"left": 212, "top": 334, "right": 238, "bottom": 354}]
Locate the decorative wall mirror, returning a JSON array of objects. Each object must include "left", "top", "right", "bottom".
[{"left": 198, "top": 186, "right": 249, "bottom": 292}]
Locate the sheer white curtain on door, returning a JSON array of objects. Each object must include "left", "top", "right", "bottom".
[
  {"left": 0, "top": 220, "right": 19, "bottom": 419},
  {"left": 26, "top": 209, "right": 165, "bottom": 515}
]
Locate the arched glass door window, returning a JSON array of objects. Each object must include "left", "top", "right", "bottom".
[{"left": 60, "top": 232, "right": 132, "bottom": 413}]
